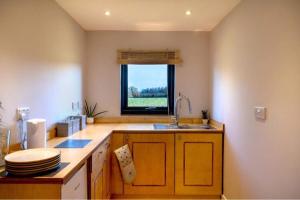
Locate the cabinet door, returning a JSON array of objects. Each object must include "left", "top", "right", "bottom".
[
  {"left": 175, "top": 133, "right": 222, "bottom": 195},
  {"left": 62, "top": 163, "right": 88, "bottom": 199},
  {"left": 90, "top": 138, "right": 111, "bottom": 200},
  {"left": 102, "top": 142, "right": 111, "bottom": 199},
  {"left": 91, "top": 169, "right": 104, "bottom": 199},
  {"left": 124, "top": 133, "right": 174, "bottom": 195}
]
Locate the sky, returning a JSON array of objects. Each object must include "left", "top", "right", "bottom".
[{"left": 128, "top": 64, "right": 168, "bottom": 90}]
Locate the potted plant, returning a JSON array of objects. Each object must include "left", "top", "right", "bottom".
[
  {"left": 201, "top": 110, "right": 209, "bottom": 125},
  {"left": 84, "top": 100, "right": 107, "bottom": 124}
]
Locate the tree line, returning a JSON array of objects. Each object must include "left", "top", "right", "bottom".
[{"left": 128, "top": 86, "right": 167, "bottom": 98}]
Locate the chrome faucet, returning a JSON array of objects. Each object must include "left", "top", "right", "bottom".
[{"left": 172, "top": 93, "right": 192, "bottom": 126}]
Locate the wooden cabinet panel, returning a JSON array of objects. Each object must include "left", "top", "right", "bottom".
[
  {"left": 175, "top": 133, "right": 222, "bottom": 195},
  {"left": 90, "top": 136, "right": 111, "bottom": 200},
  {"left": 92, "top": 169, "right": 104, "bottom": 199},
  {"left": 184, "top": 142, "right": 213, "bottom": 185},
  {"left": 0, "top": 184, "right": 61, "bottom": 199},
  {"left": 92, "top": 143, "right": 106, "bottom": 176},
  {"left": 124, "top": 133, "right": 174, "bottom": 195},
  {"left": 102, "top": 141, "right": 111, "bottom": 199},
  {"left": 132, "top": 142, "right": 166, "bottom": 185}
]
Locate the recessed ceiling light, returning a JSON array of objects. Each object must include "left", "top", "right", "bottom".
[
  {"left": 105, "top": 11, "right": 110, "bottom": 16},
  {"left": 185, "top": 10, "right": 191, "bottom": 16}
]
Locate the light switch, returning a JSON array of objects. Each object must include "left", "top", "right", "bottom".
[{"left": 254, "top": 106, "right": 266, "bottom": 120}]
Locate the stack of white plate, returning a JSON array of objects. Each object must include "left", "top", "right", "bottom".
[{"left": 4, "top": 148, "right": 61, "bottom": 176}]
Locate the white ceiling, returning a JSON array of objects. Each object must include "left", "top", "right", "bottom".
[{"left": 56, "top": 0, "right": 240, "bottom": 31}]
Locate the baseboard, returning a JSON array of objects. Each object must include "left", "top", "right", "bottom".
[
  {"left": 111, "top": 194, "right": 221, "bottom": 199},
  {"left": 221, "top": 194, "right": 228, "bottom": 200}
]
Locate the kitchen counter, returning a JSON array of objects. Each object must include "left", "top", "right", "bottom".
[{"left": 0, "top": 122, "right": 223, "bottom": 184}]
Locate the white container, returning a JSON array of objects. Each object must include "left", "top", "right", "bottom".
[
  {"left": 202, "top": 119, "right": 209, "bottom": 125},
  {"left": 86, "top": 117, "right": 94, "bottom": 124},
  {"left": 27, "top": 118, "right": 46, "bottom": 149}
]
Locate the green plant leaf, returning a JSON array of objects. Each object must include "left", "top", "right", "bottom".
[
  {"left": 84, "top": 100, "right": 107, "bottom": 118},
  {"left": 84, "top": 100, "right": 89, "bottom": 116},
  {"left": 91, "top": 103, "right": 97, "bottom": 115},
  {"left": 89, "top": 105, "right": 93, "bottom": 115}
]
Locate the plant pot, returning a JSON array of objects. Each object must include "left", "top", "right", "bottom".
[
  {"left": 86, "top": 117, "right": 94, "bottom": 124},
  {"left": 202, "top": 119, "right": 209, "bottom": 125}
]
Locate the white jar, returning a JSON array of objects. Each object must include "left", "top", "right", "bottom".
[{"left": 86, "top": 117, "right": 94, "bottom": 124}]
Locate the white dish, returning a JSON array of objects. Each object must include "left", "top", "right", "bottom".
[
  {"left": 5, "top": 148, "right": 60, "bottom": 164},
  {"left": 5, "top": 155, "right": 60, "bottom": 166},
  {"left": 6, "top": 162, "right": 60, "bottom": 173},
  {"left": 6, "top": 157, "right": 60, "bottom": 169},
  {"left": 6, "top": 163, "right": 61, "bottom": 176}
]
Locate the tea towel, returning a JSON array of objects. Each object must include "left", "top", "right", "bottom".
[{"left": 114, "top": 144, "right": 136, "bottom": 184}]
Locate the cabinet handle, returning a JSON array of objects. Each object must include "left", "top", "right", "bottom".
[
  {"left": 74, "top": 183, "right": 80, "bottom": 191},
  {"left": 98, "top": 151, "right": 103, "bottom": 157}
]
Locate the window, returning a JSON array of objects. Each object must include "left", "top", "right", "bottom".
[{"left": 121, "top": 64, "right": 175, "bottom": 115}]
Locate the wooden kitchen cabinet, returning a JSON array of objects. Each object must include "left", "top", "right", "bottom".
[
  {"left": 124, "top": 133, "right": 174, "bottom": 195},
  {"left": 90, "top": 137, "right": 111, "bottom": 199},
  {"left": 102, "top": 141, "right": 111, "bottom": 199},
  {"left": 91, "top": 168, "right": 104, "bottom": 199},
  {"left": 0, "top": 122, "right": 223, "bottom": 199},
  {"left": 110, "top": 128, "right": 223, "bottom": 198},
  {"left": 91, "top": 161, "right": 110, "bottom": 200},
  {"left": 62, "top": 163, "right": 88, "bottom": 199},
  {"left": 175, "top": 133, "right": 222, "bottom": 196},
  {"left": 0, "top": 162, "right": 89, "bottom": 200}
]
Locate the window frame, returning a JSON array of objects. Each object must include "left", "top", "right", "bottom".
[{"left": 121, "top": 64, "right": 175, "bottom": 115}]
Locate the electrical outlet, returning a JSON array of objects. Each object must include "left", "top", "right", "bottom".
[
  {"left": 254, "top": 106, "right": 266, "bottom": 120},
  {"left": 17, "top": 107, "right": 30, "bottom": 120}
]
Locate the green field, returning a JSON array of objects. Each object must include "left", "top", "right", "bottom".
[{"left": 128, "top": 97, "right": 167, "bottom": 107}]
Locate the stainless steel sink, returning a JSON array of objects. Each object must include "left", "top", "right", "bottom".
[{"left": 153, "top": 124, "right": 215, "bottom": 130}]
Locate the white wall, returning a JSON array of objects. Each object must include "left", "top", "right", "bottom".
[
  {"left": 0, "top": 0, "right": 86, "bottom": 143},
  {"left": 86, "top": 31, "right": 210, "bottom": 117},
  {"left": 210, "top": 0, "right": 300, "bottom": 198}
]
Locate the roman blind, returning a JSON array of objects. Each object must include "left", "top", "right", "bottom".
[{"left": 117, "top": 49, "right": 182, "bottom": 64}]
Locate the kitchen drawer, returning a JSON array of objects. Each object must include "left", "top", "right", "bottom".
[
  {"left": 92, "top": 137, "right": 110, "bottom": 176},
  {"left": 62, "top": 163, "right": 87, "bottom": 199}
]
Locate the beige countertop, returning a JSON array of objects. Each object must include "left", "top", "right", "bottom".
[{"left": 0, "top": 122, "right": 223, "bottom": 184}]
